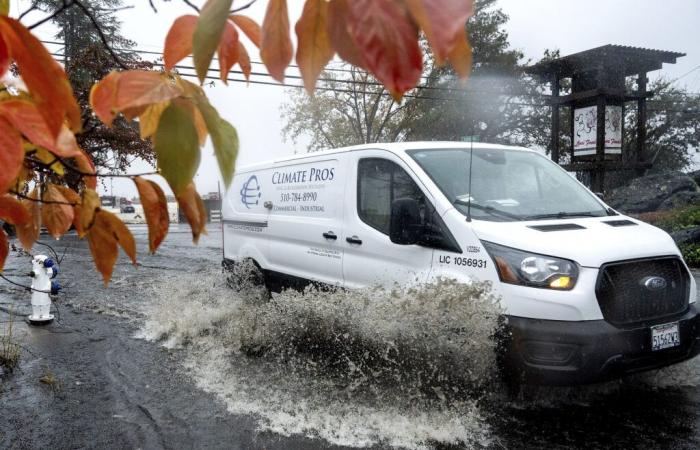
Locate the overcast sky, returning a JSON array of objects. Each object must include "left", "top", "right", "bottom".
[{"left": 11, "top": 0, "right": 700, "bottom": 198}]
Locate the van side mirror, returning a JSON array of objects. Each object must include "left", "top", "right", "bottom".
[{"left": 390, "top": 198, "right": 422, "bottom": 245}]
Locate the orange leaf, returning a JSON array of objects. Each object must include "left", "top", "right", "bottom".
[
  {"left": 54, "top": 185, "right": 82, "bottom": 236},
  {"left": 164, "top": 15, "right": 198, "bottom": 71},
  {"left": 0, "top": 194, "right": 29, "bottom": 225},
  {"left": 15, "top": 188, "right": 40, "bottom": 250},
  {"left": 0, "top": 17, "right": 81, "bottom": 136},
  {"left": 237, "top": 42, "right": 252, "bottom": 80},
  {"left": 100, "top": 210, "right": 137, "bottom": 265},
  {"left": 87, "top": 211, "right": 118, "bottom": 285},
  {"left": 326, "top": 0, "right": 368, "bottom": 70},
  {"left": 176, "top": 182, "right": 207, "bottom": 244},
  {"left": 217, "top": 20, "right": 239, "bottom": 83},
  {"left": 79, "top": 188, "right": 100, "bottom": 236},
  {"left": 0, "top": 116, "right": 23, "bottom": 194},
  {"left": 74, "top": 149, "right": 97, "bottom": 190},
  {"left": 345, "top": 0, "right": 423, "bottom": 100},
  {"left": 295, "top": 0, "right": 334, "bottom": 93},
  {"left": 447, "top": 30, "right": 472, "bottom": 79},
  {"left": 404, "top": 0, "right": 474, "bottom": 65},
  {"left": 90, "top": 70, "right": 183, "bottom": 127},
  {"left": 41, "top": 183, "right": 74, "bottom": 239},
  {"left": 0, "top": 31, "right": 8, "bottom": 79},
  {"left": 230, "top": 15, "right": 261, "bottom": 48},
  {"left": 134, "top": 177, "right": 169, "bottom": 254},
  {"left": 260, "top": 0, "right": 293, "bottom": 82},
  {"left": 0, "top": 229, "right": 7, "bottom": 272}
]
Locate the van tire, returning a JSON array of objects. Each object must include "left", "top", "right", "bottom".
[{"left": 222, "top": 258, "right": 271, "bottom": 299}]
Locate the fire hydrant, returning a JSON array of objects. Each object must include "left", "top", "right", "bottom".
[{"left": 28, "top": 255, "right": 60, "bottom": 324}]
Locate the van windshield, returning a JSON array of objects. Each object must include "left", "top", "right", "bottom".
[{"left": 408, "top": 148, "right": 610, "bottom": 222}]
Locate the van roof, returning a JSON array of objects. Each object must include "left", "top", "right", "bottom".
[{"left": 236, "top": 141, "right": 533, "bottom": 173}]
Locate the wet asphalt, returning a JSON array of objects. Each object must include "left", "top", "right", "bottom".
[{"left": 1, "top": 226, "right": 700, "bottom": 450}]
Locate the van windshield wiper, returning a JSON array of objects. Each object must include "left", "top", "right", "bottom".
[
  {"left": 453, "top": 199, "right": 524, "bottom": 221},
  {"left": 525, "top": 211, "right": 604, "bottom": 220}
]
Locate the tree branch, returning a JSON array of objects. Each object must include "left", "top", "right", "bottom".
[
  {"left": 231, "top": 0, "right": 257, "bottom": 13},
  {"left": 10, "top": 190, "right": 77, "bottom": 206}
]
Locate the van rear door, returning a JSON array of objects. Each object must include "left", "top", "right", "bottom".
[{"left": 342, "top": 151, "right": 435, "bottom": 289}]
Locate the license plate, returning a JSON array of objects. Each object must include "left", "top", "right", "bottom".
[{"left": 651, "top": 322, "right": 680, "bottom": 351}]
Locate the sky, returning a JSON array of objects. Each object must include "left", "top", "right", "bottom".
[{"left": 9, "top": 0, "right": 700, "bottom": 198}]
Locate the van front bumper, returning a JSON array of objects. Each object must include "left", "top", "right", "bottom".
[{"left": 503, "top": 305, "right": 700, "bottom": 385}]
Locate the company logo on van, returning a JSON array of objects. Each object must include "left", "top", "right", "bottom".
[
  {"left": 641, "top": 276, "right": 667, "bottom": 291},
  {"left": 240, "top": 175, "right": 262, "bottom": 208}
]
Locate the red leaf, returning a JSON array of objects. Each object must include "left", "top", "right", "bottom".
[
  {"left": 176, "top": 182, "right": 207, "bottom": 244},
  {"left": 164, "top": 15, "right": 198, "bottom": 71},
  {"left": 15, "top": 188, "right": 40, "bottom": 250},
  {"left": 295, "top": 0, "right": 334, "bottom": 93},
  {"left": 326, "top": 0, "right": 368, "bottom": 70},
  {"left": 217, "top": 20, "right": 239, "bottom": 83},
  {"left": 101, "top": 210, "right": 137, "bottom": 265},
  {"left": 0, "top": 194, "right": 30, "bottom": 225},
  {"left": 404, "top": 0, "right": 474, "bottom": 65},
  {"left": 87, "top": 211, "right": 118, "bottom": 285},
  {"left": 41, "top": 183, "right": 74, "bottom": 239},
  {"left": 260, "top": 0, "right": 293, "bottom": 82},
  {"left": 0, "top": 116, "right": 23, "bottom": 194},
  {"left": 133, "top": 177, "right": 169, "bottom": 254},
  {"left": 0, "top": 229, "right": 7, "bottom": 272},
  {"left": 74, "top": 149, "right": 97, "bottom": 190},
  {"left": 345, "top": 0, "right": 423, "bottom": 99},
  {"left": 0, "top": 17, "right": 81, "bottom": 136},
  {"left": 0, "top": 31, "right": 8, "bottom": 79},
  {"left": 230, "top": 15, "right": 261, "bottom": 48},
  {"left": 237, "top": 42, "right": 252, "bottom": 80}
]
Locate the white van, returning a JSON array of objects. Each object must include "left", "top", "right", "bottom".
[{"left": 222, "top": 142, "right": 700, "bottom": 385}]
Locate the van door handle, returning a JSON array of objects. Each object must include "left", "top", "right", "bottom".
[
  {"left": 322, "top": 231, "right": 337, "bottom": 240},
  {"left": 346, "top": 236, "right": 363, "bottom": 245}
]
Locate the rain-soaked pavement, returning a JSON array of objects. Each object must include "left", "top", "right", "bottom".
[{"left": 1, "top": 225, "right": 700, "bottom": 449}]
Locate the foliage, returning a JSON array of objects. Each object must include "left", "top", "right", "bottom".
[
  {"left": 36, "top": 0, "right": 154, "bottom": 174},
  {"left": 638, "top": 205, "right": 700, "bottom": 266},
  {"left": 0, "top": 0, "right": 476, "bottom": 284}
]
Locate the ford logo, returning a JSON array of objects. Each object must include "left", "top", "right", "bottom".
[{"left": 641, "top": 276, "right": 667, "bottom": 291}]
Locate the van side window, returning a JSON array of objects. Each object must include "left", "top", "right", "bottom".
[{"left": 357, "top": 158, "right": 461, "bottom": 252}]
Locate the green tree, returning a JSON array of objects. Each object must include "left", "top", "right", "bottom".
[{"left": 36, "top": 0, "right": 153, "bottom": 173}]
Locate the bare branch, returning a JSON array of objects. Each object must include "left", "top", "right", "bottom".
[{"left": 231, "top": 0, "right": 257, "bottom": 13}]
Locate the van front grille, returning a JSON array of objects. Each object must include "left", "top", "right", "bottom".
[{"left": 596, "top": 257, "right": 690, "bottom": 325}]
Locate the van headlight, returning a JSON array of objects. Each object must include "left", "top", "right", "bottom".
[{"left": 482, "top": 241, "right": 578, "bottom": 290}]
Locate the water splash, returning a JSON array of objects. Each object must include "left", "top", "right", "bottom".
[{"left": 138, "top": 264, "right": 502, "bottom": 448}]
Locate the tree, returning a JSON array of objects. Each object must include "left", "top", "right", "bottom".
[
  {"left": 0, "top": 0, "right": 477, "bottom": 283},
  {"left": 282, "top": 0, "right": 522, "bottom": 150},
  {"left": 36, "top": 0, "right": 154, "bottom": 175}
]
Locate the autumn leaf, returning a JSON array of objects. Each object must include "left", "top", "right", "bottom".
[
  {"left": 139, "top": 101, "right": 170, "bottom": 140},
  {"left": 192, "top": 96, "right": 238, "bottom": 189},
  {"left": 295, "top": 0, "right": 334, "bottom": 93},
  {"left": 78, "top": 188, "right": 100, "bottom": 236},
  {"left": 0, "top": 17, "right": 81, "bottom": 136},
  {"left": 447, "top": 30, "right": 472, "bottom": 79},
  {"left": 0, "top": 0, "right": 8, "bottom": 16},
  {"left": 15, "top": 188, "right": 40, "bottom": 250},
  {"left": 193, "top": 0, "right": 233, "bottom": 83},
  {"left": 101, "top": 210, "right": 137, "bottom": 265},
  {"left": 164, "top": 15, "right": 198, "bottom": 71},
  {"left": 41, "top": 183, "right": 74, "bottom": 239},
  {"left": 0, "top": 117, "right": 23, "bottom": 194},
  {"left": 90, "top": 70, "right": 183, "bottom": 126},
  {"left": 74, "top": 149, "right": 97, "bottom": 190},
  {"left": 217, "top": 20, "right": 239, "bottom": 83},
  {"left": 0, "top": 194, "right": 30, "bottom": 225},
  {"left": 345, "top": 0, "right": 423, "bottom": 100},
  {"left": 87, "top": 211, "right": 118, "bottom": 285},
  {"left": 0, "top": 229, "right": 7, "bottom": 272},
  {"left": 0, "top": 31, "right": 8, "bottom": 79},
  {"left": 153, "top": 102, "right": 201, "bottom": 195},
  {"left": 404, "top": 0, "right": 474, "bottom": 65},
  {"left": 133, "top": 177, "right": 169, "bottom": 254},
  {"left": 230, "top": 15, "right": 261, "bottom": 48},
  {"left": 326, "top": 0, "right": 368, "bottom": 70},
  {"left": 260, "top": 0, "right": 293, "bottom": 82},
  {"left": 176, "top": 183, "right": 207, "bottom": 244},
  {"left": 237, "top": 42, "right": 252, "bottom": 80}
]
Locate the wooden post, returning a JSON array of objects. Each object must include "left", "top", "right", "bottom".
[
  {"left": 636, "top": 72, "right": 648, "bottom": 175},
  {"left": 551, "top": 75, "right": 560, "bottom": 163},
  {"left": 593, "top": 95, "right": 607, "bottom": 192}
]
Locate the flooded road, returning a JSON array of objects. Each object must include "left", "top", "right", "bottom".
[{"left": 2, "top": 225, "right": 700, "bottom": 449}]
